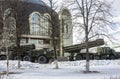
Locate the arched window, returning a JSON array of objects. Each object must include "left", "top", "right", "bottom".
[
  {"left": 61, "top": 9, "right": 72, "bottom": 38},
  {"left": 41, "top": 13, "right": 50, "bottom": 36},
  {"left": 29, "top": 12, "right": 40, "bottom": 35}
]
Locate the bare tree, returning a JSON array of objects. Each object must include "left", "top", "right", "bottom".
[
  {"left": 8, "top": 0, "right": 32, "bottom": 68},
  {"left": 67, "top": 0, "right": 113, "bottom": 72},
  {"left": 0, "top": 0, "right": 30, "bottom": 68},
  {"left": 2, "top": 8, "right": 16, "bottom": 76},
  {"left": 42, "top": 0, "right": 60, "bottom": 69},
  {"left": 0, "top": 1, "right": 17, "bottom": 76}
]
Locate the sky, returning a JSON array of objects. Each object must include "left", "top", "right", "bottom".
[
  {"left": 72, "top": 0, "right": 120, "bottom": 47},
  {"left": 106, "top": 0, "right": 120, "bottom": 46}
]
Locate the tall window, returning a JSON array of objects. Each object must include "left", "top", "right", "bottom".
[
  {"left": 41, "top": 14, "right": 50, "bottom": 36},
  {"left": 61, "top": 10, "right": 71, "bottom": 39},
  {"left": 29, "top": 12, "right": 50, "bottom": 36},
  {"left": 29, "top": 12, "right": 40, "bottom": 35}
]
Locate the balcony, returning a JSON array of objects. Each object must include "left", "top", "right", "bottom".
[
  {"left": 21, "top": 34, "right": 51, "bottom": 40},
  {"left": 21, "top": 34, "right": 58, "bottom": 40}
]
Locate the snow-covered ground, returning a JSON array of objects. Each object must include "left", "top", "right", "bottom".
[{"left": 0, "top": 60, "right": 120, "bottom": 79}]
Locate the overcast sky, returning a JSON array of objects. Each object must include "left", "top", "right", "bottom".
[
  {"left": 108, "top": 0, "right": 120, "bottom": 44},
  {"left": 43, "top": 0, "right": 120, "bottom": 48},
  {"left": 71, "top": 0, "right": 120, "bottom": 46}
]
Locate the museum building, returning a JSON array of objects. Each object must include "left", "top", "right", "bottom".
[{"left": 0, "top": 0, "right": 72, "bottom": 56}]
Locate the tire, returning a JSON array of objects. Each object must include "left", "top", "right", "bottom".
[
  {"left": 89, "top": 55, "right": 93, "bottom": 60},
  {"left": 0, "top": 56, "right": 6, "bottom": 60},
  {"left": 14, "top": 56, "right": 22, "bottom": 60},
  {"left": 75, "top": 54, "right": 82, "bottom": 60},
  {"left": 23, "top": 55, "right": 31, "bottom": 61},
  {"left": 94, "top": 56, "right": 100, "bottom": 60},
  {"left": 110, "top": 55, "right": 115, "bottom": 60},
  {"left": 38, "top": 55, "right": 48, "bottom": 64}
]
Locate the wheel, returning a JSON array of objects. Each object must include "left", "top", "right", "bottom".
[
  {"left": 0, "top": 56, "right": 6, "bottom": 60},
  {"left": 94, "top": 56, "right": 100, "bottom": 60},
  {"left": 89, "top": 55, "right": 93, "bottom": 60},
  {"left": 38, "top": 55, "right": 48, "bottom": 64},
  {"left": 23, "top": 55, "right": 31, "bottom": 61},
  {"left": 75, "top": 54, "right": 82, "bottom": 60},
  {"left": 110, "top": 55, "right": 115, "bottom": 60},
  {"left": 14, "top": 56, "right": 22, "bottom": 60}
]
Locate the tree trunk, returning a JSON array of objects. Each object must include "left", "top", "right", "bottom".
[
  {"left": 16, "top": 39, "right": 21, "bottom": 68},
  {"left": 52, "top": 36, "right": 59, "bottom": 69},
  {"left": 85, "top": 28, "right": 90, "bottom": 72},
  {"left": 6, "top": 46, "right": 9, "bottom": 76},
  {"left": 54, "top": 59, "right": 59, "bottom": 69}
]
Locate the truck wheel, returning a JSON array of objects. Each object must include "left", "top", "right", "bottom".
[
  {"left": 0, "top": 56, "right": 6, "bottom": 60},
  {"left": 14, "top": 56, "right": 22, "bottom": 60},
  {"left": 23, "top": 56, "right": 31, "bottom": 61},
  {"left": 38, "top": 55, "right": 48, "bottom": 64},
  {"left": 94, "top": 56, "right": 100, "bottom": 60},
  {"left": 110, "top": 55, "right": 115, "bottom": 60},
  {"left": 75, "top": 54, "right": 82, "bottom": 60},
  {"left": 89, "top": 55, "right": 94, "bottom": 60}
]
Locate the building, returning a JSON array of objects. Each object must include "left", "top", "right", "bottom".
[{"left": 0, "top": 0, "right": 73, "bottom": 56}]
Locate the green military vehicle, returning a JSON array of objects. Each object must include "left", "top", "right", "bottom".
[
  {"left": 64, "top": 39, "right": 105, "bottom": 60},
  {"left": 64, "top": 39, "right": 119, "bottom": 60},
  {"left": 68, "top": 46, "right": 120, "bottom": 60},
  {"left": 94, "top": 47, "right": 120, "bottom": 60},
  {"left": 0, "top": 44, "right": 54, "bottom": 63}
]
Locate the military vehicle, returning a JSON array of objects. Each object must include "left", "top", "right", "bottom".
[
  {"left": 0, "top": 44, "right": 54, "bottom": 63},
  {"left": 94, "top": 47, "right": 120, "bottom": 60},
  {"left": 64, "top": 39, "right": 120, "bottom": 60}
]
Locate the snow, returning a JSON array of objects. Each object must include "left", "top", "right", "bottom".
[{"left": 0, "top": 60, "right": 120, "bottom": 79}]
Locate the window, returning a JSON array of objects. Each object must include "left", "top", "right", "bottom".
[
  {"left": 61, "top": 9, "right": 72, "bottom": 39},
  {"left": 29, "top": 12, "right": 50, "bottom": 36},
  {"left": 20, "top": 39, "right": 26, "bottom": 44},
  {"left": 44, "top": 39, "right": 50, "bottom": 44},
  {"left": 41, "top": 14, "right": 50, "bottom": 36},
  {"left": 30, "top": 39, "right": 43, "bottom": 44},
  {"left": 29, "top": 12, "right": 40, "bottom": 35}
]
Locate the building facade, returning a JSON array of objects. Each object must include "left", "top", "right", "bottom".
[{"left": 0, "top": 0, "right": 72, "bottom": 56}]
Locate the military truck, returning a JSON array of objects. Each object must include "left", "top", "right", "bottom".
[
  {"left": 0, "top": 44, "right": 54, "bottom": 63},
  {"left": 76, "top": 46, "right": 120, "bottom": 60},
  {"left": 61, "top": 39, "right": 120, "bottom": 60},
  {"left": 94, "top": 47, "right": 120, "bottom": 60},
  {"left": 64, "top": 39, "right": 106, "bottom": 60}
]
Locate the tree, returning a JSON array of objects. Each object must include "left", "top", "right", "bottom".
[
  {"left": 67, "top": 0, "right": 113, "bottom": 72},
  {"left": 42, "top": 0, "right": 60, "bottom": 69},
  {"left": 2, "top": 8, "right": 16, "bottom": 76},
  {"left": 0, "top": 0, "right": 30, "bottom": 68}
]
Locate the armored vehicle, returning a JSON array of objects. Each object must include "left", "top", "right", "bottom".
[{"left": 0, "top": 44, "right": 54, "bottom": 63}]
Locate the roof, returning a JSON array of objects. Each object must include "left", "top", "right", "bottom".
[{"left": 21, "top": 0, "right": 45, "bottom": 6}]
